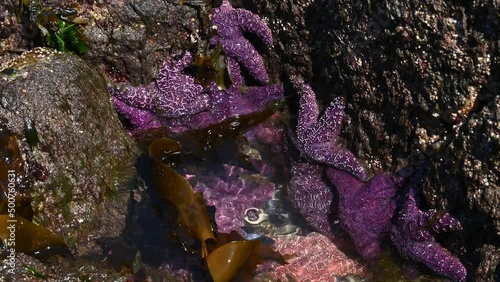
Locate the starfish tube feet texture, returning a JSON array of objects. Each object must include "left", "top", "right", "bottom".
[
  {"left": 210, "top": 0, "right": 273, "bottom": 84},
  {"left": 390, "top": 189, "right": 467, "bottom": 282},
  {"left": 154, "top": 52, "right": 210, "bottom": 118},
  {"left": 111, "top": 52, "right": 210, "bottom": 121},
  {"left": 326, "top": 167, "right": 404, "bottom": 260},
  {"left": 111, "top": 96, "right": 161, "bottom": 134},
  {"left": 288, "top": 161, "right": 334, "bottom": 236},
  {"left": 290, "top": 79, "right": 367, "bottom": 181}
]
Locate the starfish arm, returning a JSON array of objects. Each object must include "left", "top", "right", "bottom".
[
  {"left": 325, "top": 167, "right": 363, "bottom": 202},
  {"left": 109, "top": 85, "right": 157, "bottom": 111},
  {"left": 330, "top": 148, "right": 367, "bottom": 180},
  {"left": 242, "top": 84, "right": 284, "bottom": 109},
  {"left": 310, "top": 147, "right": 366, "bottom": 181},
  {"left": 226, "top": 57, "right": 244, "bottom": 87},
  {"left": 295, "top": 80, "right": 320, "bottom": 142},
  {"left": 288, "top": 162, "right": 333, "bottom": 235},
  {"left": 407, "top": 241, "right": 467, "bottom": 282},
  {"left": 314, "top": 96, "right": 346, "bottom": 144},
  {"left": 112, "top": 96, "right": 161, "bottom": 132},
  {"left": 391, "top": 192, "right": 467, "bottom": 282},
  {"left": 234, "top": 9, "right": 273, "bottom": 47},
  {"left": 156, "top": 52, "right": 195, "bottom": 87},
  {"left": 154, "top": 53, "right": 209, "bottom": 118},
  {"left": 420, "top": 209, "right": 463, "bottom": 234},
  {"left": 219, "top": 38, "right": 269, "bottom": 84}
]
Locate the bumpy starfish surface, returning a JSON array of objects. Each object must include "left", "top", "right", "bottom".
[
  {"left": 112, "top": 96, "right": 161, "bottom": 134},
  {"left": 287, "top": 159, "right": 334, "bottom": 236},
  {"left": 289, "top": 79, "right": 367, "bottom": 180},
  {"left": 111, "top": 54, "right": 284, "bottom": 134},
  {"left": 390, "top": 187, "right": 467, "bottom": 282},
  {"left": 326, "top": 167, "right": 404, "bottom": 260},
  {"left": 112, "top": 52, "right": 210, "bottom": 118},
  {"left": 163, "top": 57, "right": 283, "bottom": 132},
  {"left": 210, "top": 0, "right": 273, "bottom": 84}
]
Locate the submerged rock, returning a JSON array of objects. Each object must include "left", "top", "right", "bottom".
[{"left": 0, "top": 48, "right": 137, "bottom": 278}]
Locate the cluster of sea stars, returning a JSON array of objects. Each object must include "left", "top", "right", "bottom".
[
  {"left": 286, "top": 79, "right": 467, "bottom": 281},
  {"left": 109, "top": 1, "right": 468, "bottom": 281},
  {"left": 111, "top": 0, "right": 283, "bottom": 134}
]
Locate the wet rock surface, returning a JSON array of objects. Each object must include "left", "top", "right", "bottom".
[
  {"left": 0, "top": 0, "right": 199, "bottom": 85},
  {"left": 0, "top": 0, "right": 498, "bottom": 281},
  {"left": 0, "top": 48, "right": 137, "bottom": 279},
  {"left": 248, "top": 0, "right": 498, "bottom": 281}
]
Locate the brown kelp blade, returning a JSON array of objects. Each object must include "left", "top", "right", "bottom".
[
  {"left": 205, "top": 240, "right": 259, "bottom": 282},
  {"left": 148, "top": 137, "right": 182, "bottom": 161},
  {"left": 0, "top": 215, "right": 69, "bottom": 257},
  {"left": 149, "top": 138, "right": 216, "bottom": 254},
  {"left": 205, "top": 232, "right": 288, "bottom": 282},
  {"left": 177, "top": 192, "right": 216, "bottom": 257},
  {"left": 149, "top": 138, "right": 193, "bottom": 205}
]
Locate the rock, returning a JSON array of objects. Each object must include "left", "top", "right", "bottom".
[
  {"left": 0, "top": 0, "right": 199, "bottom": 85},
  {"left": 0, "top": 48, "right": 137, "bottom": 278},
  {"left": 247, "top": 0, "right": 498, "bottom": 280}
]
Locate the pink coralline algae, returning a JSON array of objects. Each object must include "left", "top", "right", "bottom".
[
  {"left": 390, "top": 187, "right": 467, "bottom": 282},
  {"left": 256, "top": 232, "right": 368, "bottom": 281},
  {"left": 192, "top": 164, "right": 276, "bottom": 234},
  {"left": 210, "top": 0, "right": 273, "bottom": 84},
  {"left": 187, "top": 119, "right": 288, "bottom": 236}
]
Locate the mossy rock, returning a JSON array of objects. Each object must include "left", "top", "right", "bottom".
[{"left": 0, "top": 48, "right": 138, "bottom": 256}]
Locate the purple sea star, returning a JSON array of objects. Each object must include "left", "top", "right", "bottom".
[
  {"left": 286, "top": 80, "right": 403, "bottom": 260},
  {"left": 326, "top": 167, "right": 404, "bottom": 260},
  {"left": 111, "top": 52, "right": 210, "bottom": 118},
  {"left": 210, "top": 0, "right": 273, "bottom": 84},
  {"left": 390, "top": 187, "right": 467, "bottom": 282},
  {"left": 287, "top": 159, "right": 334, "bottom": 237},
  {"left": 111, "top": 54, "right": 284, "bottom": 134},
  {"left": 112, "top": 97, "right": 161, "bottom": 134},
  {"left": 289, "top": 79, "right": 367, "bottom": 181},
  {"left": 163, "top": 57, "right": 283, "bottom": 132}
]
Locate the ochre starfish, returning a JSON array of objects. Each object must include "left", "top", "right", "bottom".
[
  {"left": 326, "top": 167, "right": 404, "bottom": 260},
  {"left": 111, "top": 55, "right": 283, "bottom": 134},
  {"left": 289, "top": 79, "right": 367, "bottom": 181},
  {"left": 210, "top": 0, "right": 273, "bottom": 84},
  {"left": 390, "top": 187, "right": 467, "bottom": 282},
  {"left": 111, "top": 52, "right": 210, "bottom": 118}
]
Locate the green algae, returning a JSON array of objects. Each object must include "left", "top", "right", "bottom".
[{"left": 16, "top": 1, "right": 90, "bottom": 55}]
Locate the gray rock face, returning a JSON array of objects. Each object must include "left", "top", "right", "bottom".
[
  {"left": 247, "top": 0, "right": 498, "bottom": 280},
  {"left": 0, "top": 48, "right": 137, "bottom": 260}
]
